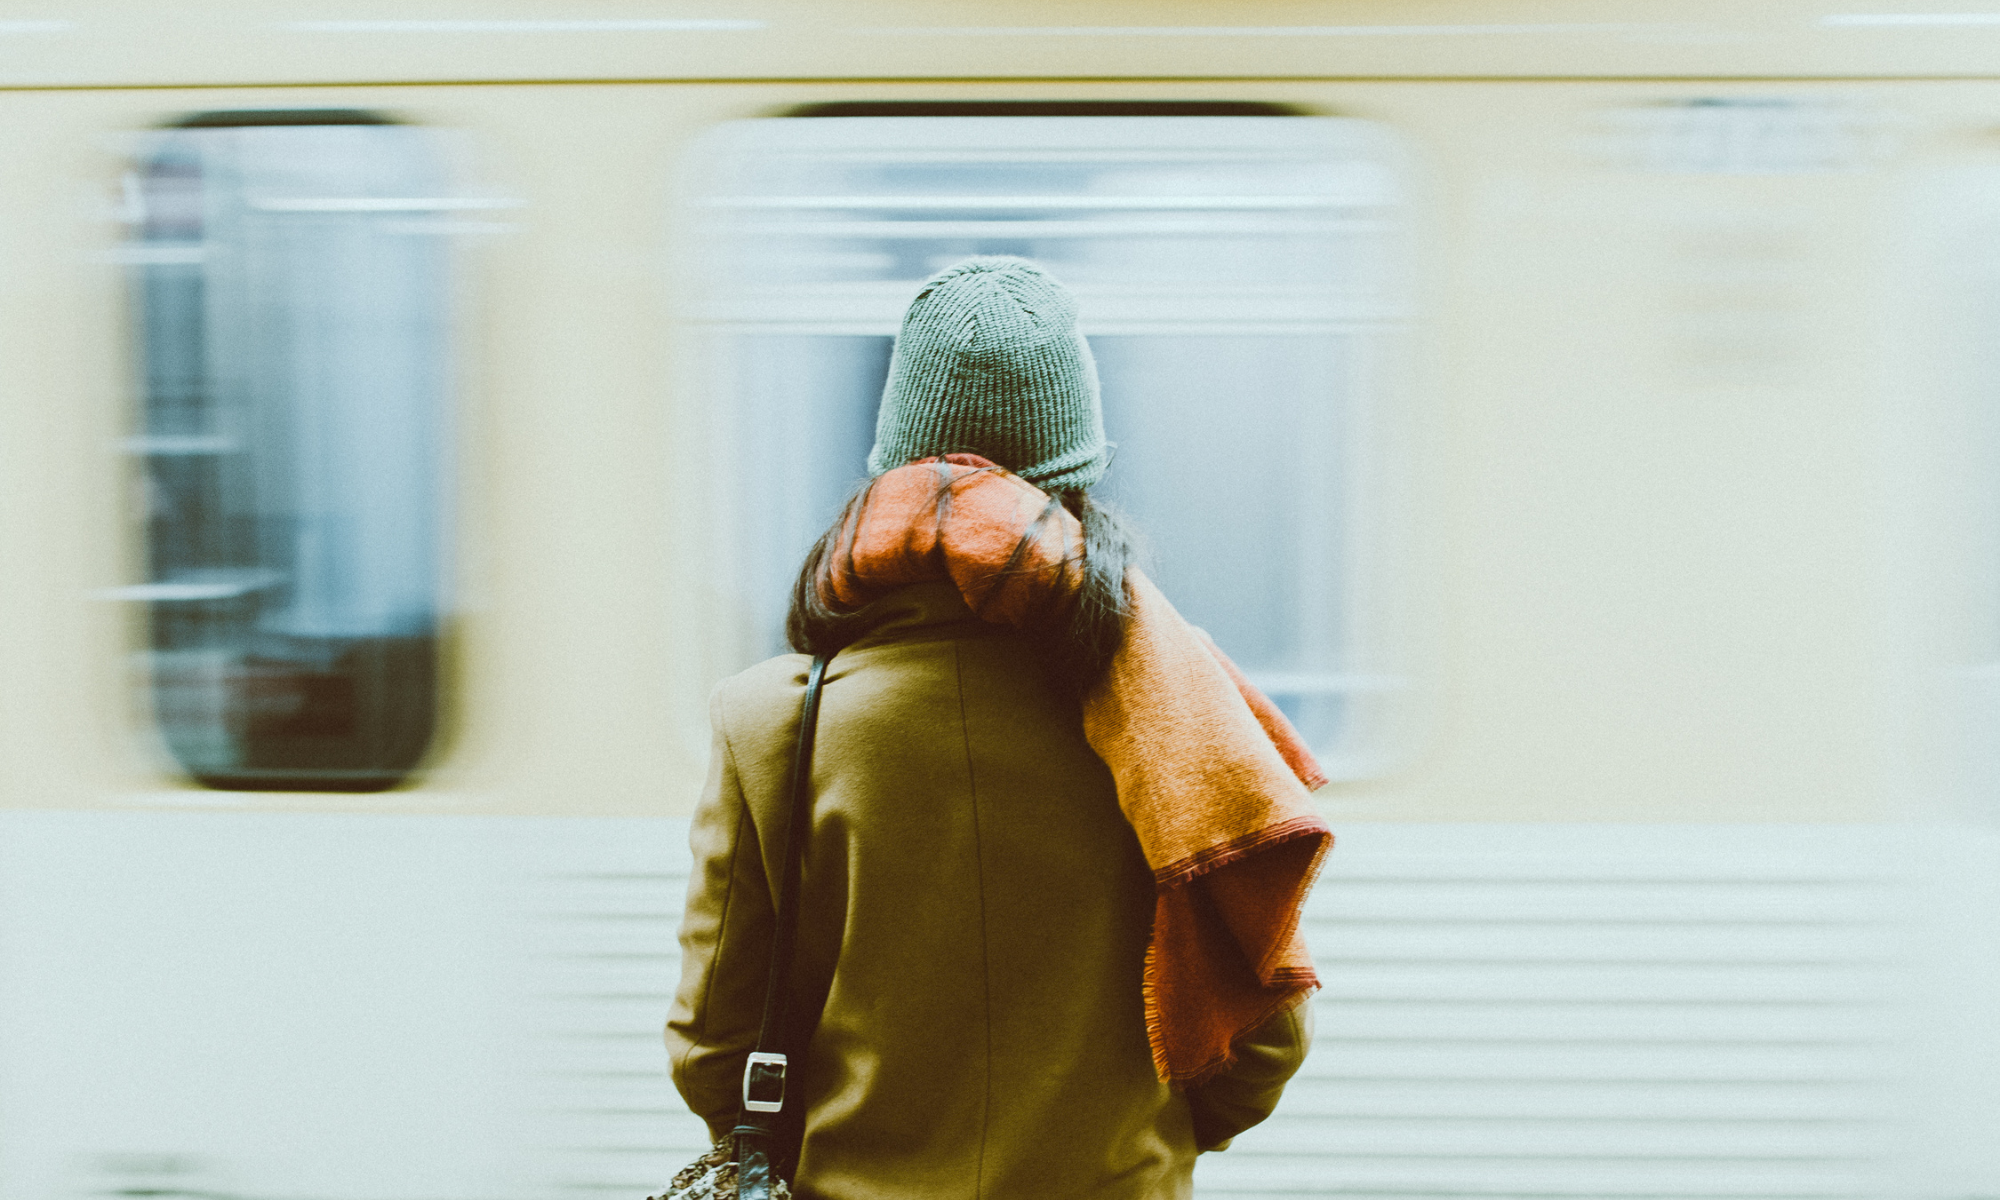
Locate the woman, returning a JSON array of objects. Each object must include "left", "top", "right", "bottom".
[{"left": 667, "top": 257, "right": 1329, "bottom": 1200}]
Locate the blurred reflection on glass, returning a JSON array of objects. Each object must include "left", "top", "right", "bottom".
[
  {"left": 691, "top": 114, "right": 1407, "bottom": 771},
  {"left": 124, "top": 111, "right": 451, "bottom": 791}
]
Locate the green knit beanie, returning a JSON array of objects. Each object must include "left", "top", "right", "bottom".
[{"left": 867, "top": 256, "right": 1110, "bottom": 491}]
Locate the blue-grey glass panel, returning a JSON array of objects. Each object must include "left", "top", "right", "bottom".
[
  {"left": 1093, "top": 335, "right": 1345, "bottom": 748},
  {"left": 133, "top": 117, "right": 450, "bottom": 791},
  {"left": 727, "top": 335, "right": 889, "bottom": 657}
]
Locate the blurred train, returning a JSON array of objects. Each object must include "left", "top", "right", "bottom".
[{"left": 4, "top": 2, "right": 2000, "bottom": 1198}]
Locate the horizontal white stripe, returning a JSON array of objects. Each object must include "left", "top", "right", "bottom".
[
  {"left": 283, "top": 18, "right": 763, "bottom": 33},
  {"left": 95, "top": 570, "right": 284, "bottom": 602},
  {"left": 720, "top": 218, "right": 1385, "bottom": 239},
  {"left": 1821, "top": 11, "right": 2000, "bottom": 24},
  {"left": 696, "top": 322, "right": 1396, "bottom": 337},
  {"left": 702, "top": 194, "right": 1354, "bottom": 210},
  {"left": 862, "top": 23, "right": 1673, "bottom": 37},
  {"left": 250, "top": 196, "right": 522, "bottom": 212}
]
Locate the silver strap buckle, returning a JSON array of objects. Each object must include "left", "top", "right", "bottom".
[{"left": 743, "top": 1052, "right": 788, "bottom": 1113}]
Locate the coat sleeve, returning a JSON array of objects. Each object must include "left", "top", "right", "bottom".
[
  {"left": 1185, "top": 997, "right": 1315, "bottom": 1152},
  {"left": 665, "top": 692, "right": 778, "bottom": 1142}
]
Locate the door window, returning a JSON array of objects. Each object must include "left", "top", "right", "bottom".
[
  {"left": 120, "top": 111, "right": 456, "bottom": 791},
  {"left": 686, "top": 112, "right": 1411, "bottom": 775}
]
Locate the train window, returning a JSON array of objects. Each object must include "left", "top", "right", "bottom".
[
  {"left": 686, "top": 114, "right": 1411, "bottom": 775},
  {"left": 117, "top": 112, "right": 454, "bottom": 792}
]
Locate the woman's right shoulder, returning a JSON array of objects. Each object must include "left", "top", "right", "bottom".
[{"left": 710, "top": 652, "right": 813, "bottom": 734}]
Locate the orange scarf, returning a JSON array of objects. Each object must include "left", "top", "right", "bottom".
[{"left": 823, "top": 455, "right": 1332, "bottom": 1086}]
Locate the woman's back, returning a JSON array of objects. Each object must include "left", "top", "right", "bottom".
[
  {"left": 668, "top": 581, "right": 1200, "bottom": 1200},
  {"left": 667, "top": 256, "right": 1317, "bottom": 1200}
]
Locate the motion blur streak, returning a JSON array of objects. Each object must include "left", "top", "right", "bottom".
[{"left": 0, "top": 4, "right": 1998, "bottom": 1200}]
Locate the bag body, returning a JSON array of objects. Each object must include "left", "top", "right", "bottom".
[{"left": 648, "top": 1138, "right": 792, "bottom": 1200}]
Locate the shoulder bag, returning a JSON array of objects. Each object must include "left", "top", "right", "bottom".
[{"left": 649, "top": 653, "right": 832, "bottom": 1200}]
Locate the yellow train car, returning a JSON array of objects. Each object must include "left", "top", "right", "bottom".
[{"left": 1, "top": 2, "right": 1997, "bottom": 1197}]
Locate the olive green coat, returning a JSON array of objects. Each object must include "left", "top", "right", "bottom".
[{"left": 666, "top": 582, "right": 1312, "bottom": 1200}]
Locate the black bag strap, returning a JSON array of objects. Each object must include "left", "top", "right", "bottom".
[
  {"left": 731, "top": 653, "right": 831, "bottom": 1199},
  {"left": 757, "top": 651, "right": 829, "bottom": 1055}
]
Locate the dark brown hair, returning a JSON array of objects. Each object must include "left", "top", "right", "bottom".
[{"left": 787, "top": 472, "right": 1136, "bottom": 694}]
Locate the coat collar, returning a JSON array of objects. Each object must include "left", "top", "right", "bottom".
[{"left": 843, "top": 580, "right": 999, "bottom": 650}]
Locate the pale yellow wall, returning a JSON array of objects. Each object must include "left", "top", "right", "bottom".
[
  {"left": 3, "top": 77, "right": 1999, "bottom": 821},
  {"left": 13, "top": 1, "right": 2000, "bottom": 86}
]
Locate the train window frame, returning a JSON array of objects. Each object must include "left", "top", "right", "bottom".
[
  {"left": 113, "top": 109, "right": 463, "bottom": 793},
  {"left": 676, "top": 112, "right": 1419, "bottom": 782}
]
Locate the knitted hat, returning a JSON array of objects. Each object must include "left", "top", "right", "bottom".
[{"left": 867, "top": 257, "right": 1110, "bottom": 491}]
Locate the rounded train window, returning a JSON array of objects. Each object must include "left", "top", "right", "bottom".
[
  {"left": 118, "top": 110, "right": 455, "bottom": 792},
  {"left": 681, "top": 106, "right": 1415, "bottom": 779}
]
